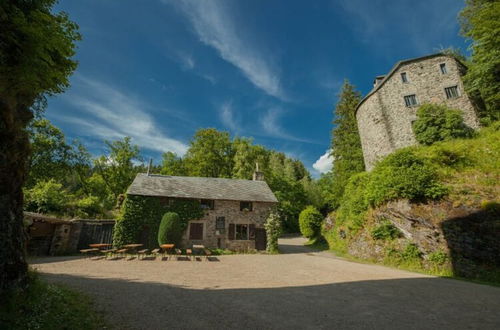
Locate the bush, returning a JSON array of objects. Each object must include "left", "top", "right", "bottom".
[
  {"left": 336, "top": 173, "right": 371, "bottom": 231},
  {"left": 24, "top": 179, "right": 68, "bottom": 213},
  {"left": 366, "top": 149, "right": 448, "bottom": 206},
  {"left": 401, "top": 243, "right": 422, "bottom": 261},
  {"left": 74, "top": 195, "right": 102, "bottom": 217},
  {"left": 371, "top": 221, "right": 401, "bottom": 240},
  {"left": 265, "top": 211, "right": 282, "bottom": 253},
  {"left": 428, "top": 250, "right": 449, "bottom": 265},
  {"left": 299, "top": 206, "right": 323, "bottom": 239},
  {"left": 158, "top": 212, "right": 182, "bottom": 246},
  {"left": 412, "top": 103, "right": 474, "bottom": 145}
]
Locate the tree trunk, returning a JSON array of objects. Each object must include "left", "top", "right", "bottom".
[{"left": 0, "top": 97, "right": 32, "bottom": 294}]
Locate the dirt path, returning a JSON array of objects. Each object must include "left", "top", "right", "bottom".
[{"left": 32, "top": 236, "right": 500, "bottom": 329}]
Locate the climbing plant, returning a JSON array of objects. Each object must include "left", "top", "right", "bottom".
[{"left": 113, "top": 195, "right": 203, "bottom": 248}]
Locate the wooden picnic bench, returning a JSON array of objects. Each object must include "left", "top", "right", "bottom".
[
  {"left": 137, "top": 249, "right": 149, "bottom": 259},
  {"left": 204, "top": 248, "right": 212, "bottom": 260},
  {"left": 80, "top": 248, "right": 99, "bottom": 258}
]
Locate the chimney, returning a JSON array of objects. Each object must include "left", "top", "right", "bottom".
[
  {"left": 252, "top": 162, "right": 265, "bottom": 181},
  {"left": 147, "top": 158, "right": 153, "bottom": 176}
]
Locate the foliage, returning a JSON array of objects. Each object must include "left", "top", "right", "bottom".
[
  {"left": 0, "top": 271, "right": 106, "bottom": 329},
  {"left": 412, "top": 104, "right": 475, "bottom": 145},
  {"left": 73, "top": 195, "right": 102, "bottom": 218},
  {"left": 428, "top": 250, "right": 449, "bottom": 265},
  {"left": 160, "top": 151, "right": 187, "bottom": 176},
  {"left": 24, "top": 179, "right": 68, "bottom": 214},
  {"left": 299, "top": 206, "right": 323, "bottom": 239},
  {"left": 264, "top": 211, "right": 282, "bottom": 253},
  {"left": 94, "top": 136, "right": 143, "bottom": 199},
  {"left": 328, "top": 80, "right": 365, "bottom": 209},
  {"left": 184, "top": 128, "right": 234, "bottom": 178},
  {"left": 113, "top": 195, "right": 203, "bottom": 248},
  {"left": 157, "top": 212, "right": 183, "bottom": 246},
  {"left": 371, "top": 221, "right": 401, "bottom": 240},
  {"left": 366, "top": 149, "right": 449, "bottom": 206},
  {"left": 336, "top": 172, "right": 371, "bottom": 231},
  {"left": 460, "top": 0, "right": 500, "bottom": 122}
]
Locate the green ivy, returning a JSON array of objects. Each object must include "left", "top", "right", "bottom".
[{"left": 113, "top": 195, "right": 203, "bottom": 248}]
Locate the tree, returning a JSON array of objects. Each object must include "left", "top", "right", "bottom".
[
  {"left": 94, "top": 137, "right": 143, "bottom": 199},
  {"left": 157, "top": 212, "right": 182, "bottom": 246},
  {"left": 328, "top": 80, "right": 365, "bottom": 209},
  {"left": 412, "top": 104, "right": 474, "bottom": 145},
  {"left": 160, "top": 151, "right": 186, "bottom": 176},
  {"left": 232, "top": 138, "right": 269, "bottom": 179},
  {"left": 0, "top": 0, "right": 80, "bottom": 293},
  {"left": 299, "top": 206, "right": 323, "bottom": 239},
  {"left": 184, "top": 128, "right": 234, "bottom": 178},
  {"left": 27, "top": 119, "right": 72, "bottom": 188},
  {"left": 460, "top": 0, "right": 500, "bottom": 122}
]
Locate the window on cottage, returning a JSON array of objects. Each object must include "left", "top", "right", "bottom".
[
  {"left": 235, "top": 224, "right": 249, "bottom": 240},
  {"left": 216, "top": 217, "right": 225, "bottom": 230},
  {"left": 189, "top": 223, "right": 203, "bottom": 240},
  {"left": 445, "top": 86, "right": 459, "bottom": 99},
  {"left": 404, "top": 94, "right": 418, "bottom": 107},
  {"left": 440, "top": 63, "right": 447, "bottom": 74},
  {"left": 401, "top": 72, "right": 408, "bottom": 83},
  {"left": 200, "top": 199, "right": 214, "bottom": 210},
  {"left": 240, "top": 201, "right": 253, "bottom": 211}
]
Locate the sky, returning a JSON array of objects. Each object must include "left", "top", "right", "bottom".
[{"left": 48, "top": 0, "right": 469, "bottom": 177}]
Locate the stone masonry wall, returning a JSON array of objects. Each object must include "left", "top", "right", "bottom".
[
  {"left": 181, "top": 200, "right": 276, "bottom": 250},
  {"left": 357, "top": 55, "right": 480, "bottom": 171}
]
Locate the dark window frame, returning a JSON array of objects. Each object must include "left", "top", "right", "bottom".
[
  {"left": 440, "top": 63, "right": 448, "bottom": 74},
  {"left": 401, "top": 72, "right": 408, "bottom": 83},
  {"left": 235, "top": 224, "right": 249, "bottom": 240},
  {"left": 216, "top": 216, "right": 225, "bottom": 230},
  {"left": 200, "top": 199, "right": 215, "bottom": 210},
  {"left": 404, "top": 94, "right": 418, "bottom": 107},
  {"left": 444, "top": 86, "right": 459, "bottom": 99},
  {"left": 189, "top": 222, "right": 204, "bottom": 240},
  {"left": 240, "top": 201, "right": 253, "bottom": 212}
]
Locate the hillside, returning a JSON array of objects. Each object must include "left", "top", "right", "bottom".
[{"left": 323, "top": 122, "right": 500, "bottom": 283}]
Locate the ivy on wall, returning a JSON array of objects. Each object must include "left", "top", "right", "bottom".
[{"left": 113, "top": 195, "right": 204, "bottom": 248}]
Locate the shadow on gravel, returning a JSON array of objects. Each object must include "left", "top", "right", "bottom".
[{"left": 40, "top": 273, "right": 500, "bottom": 330}]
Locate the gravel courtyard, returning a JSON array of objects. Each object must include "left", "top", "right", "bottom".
[{"left": 32, "top": 236, "right": 500, "bottom": 330}]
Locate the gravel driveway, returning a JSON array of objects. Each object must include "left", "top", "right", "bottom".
[{"left": 32, "top": 236, "right": 500, "bottom": 329}]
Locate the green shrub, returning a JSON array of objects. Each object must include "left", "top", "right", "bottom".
[
  {"left": 158, "top": 212, "right": 182, "bottom": 246},
  {"left": 299, "top": 206, "right": 323, "bottom": 239},
  {"left": 74, "top": 195, "right": 102, "bottom": 217},
  {"left": 371, "top": 221, "right": 401, "bottom": 240},
  {"left": 412, "top": 103, "right": 475, "bottom": 145},
  {"left": 336, "top": 172, "right": 371, "bottom": 230},
  {"left": 265, "top": 211, "right": 282, "bottom": 253},
  {"left": 366, "top": 149, "right": 448, "bottom": 206},
  {"left": 401, "top": 243, "right": 422, "bottom": 261},
  {"left": 428, "top": 250, "right": 449, "bottom": 265},
  {"left": 24, "top": 179, "right": 68, "bottom": 213}
]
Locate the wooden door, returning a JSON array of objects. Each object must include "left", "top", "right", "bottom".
[{"left": 255, "top": 228, "right": 267, "bottom": 251}]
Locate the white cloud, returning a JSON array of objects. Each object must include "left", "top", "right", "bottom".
[
  {"left": 313, "top": 149, "right": 333, "bottom": 173},
  {"left": 166, "top": 0, "right": 285, "bottom": 99},
  {"left": 61, "top": 76, "right": 188, "bottom": 155},
  {"left": 219, "top": 100, "right": 239, "bottom": 132}
]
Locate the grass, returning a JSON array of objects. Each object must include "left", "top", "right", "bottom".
[
  {"left": 304, "top": 237, "right": 329, "bottom": 251},
  {"left": 0, "top": 271, "right": 108, "bottom": 330}
]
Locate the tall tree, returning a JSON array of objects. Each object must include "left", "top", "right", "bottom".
[
  {"left": 0, "top": 0, "right": 80, "bottom": 292},
  {"left": 460, "top": 0, "right": 500, "bottom": 122},
  {"left": 328, "top": 80, "right": 365, "bottom": 209},
  {"left": 184, "top": 128, "right": 234, "bottom": 178},
  {"left": 232, "top": 138, "right": 269, "bottom": 179},
  {"left": 160, "top": 151, "right": 186, "bottom": 176},
  {"left": 94, "top": 137, "right": 142, "bottom": 199}
]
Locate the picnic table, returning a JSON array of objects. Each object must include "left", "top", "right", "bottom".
[
  {"left": 89, "top": 243, "right": 112, "bottom": 249},
  {"left": 160, "top": 244, "right": 175, "bottom": 254}
]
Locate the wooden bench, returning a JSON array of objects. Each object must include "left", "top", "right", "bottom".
[
  {"left": 115, "top": 248, "right": 128, "bottom": 257},
  {"left": 204, "top": 249, "right": 212, "bottom": 260},
  {"left": 80, "top": 248, "right": 99, "bottom": 258},
  {"left": 100, "top": 248, "right": 117, "bottom": 258},
  {"left": 186, "top": 248, "right": 193, "bottom": 260},
  {"left": 137, "top": 249, "right": 149, "bottom": 259},
  {"left": 175, "top": 248, "right": 183, "bottom": 260}
]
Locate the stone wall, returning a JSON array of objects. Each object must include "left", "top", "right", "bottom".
[
  {"left": 357, "top": 55, "right": 480, "bottom": 170},
  {"left": 181, "top": 200, "right": 276, "bottom": 250}
]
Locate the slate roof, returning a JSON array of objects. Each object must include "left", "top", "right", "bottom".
[{"left": 127, "top": 173, "right": 278, "bottom": 203}]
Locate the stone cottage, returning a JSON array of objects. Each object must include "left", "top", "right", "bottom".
[
  {"left": 126, "top": 169, "right": 278, "bottom": 251},
  {"left": 356, "top": 53, "right": 480, "bottom": 170}
]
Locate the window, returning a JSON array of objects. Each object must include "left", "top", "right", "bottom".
[
  {"left": 200, "top": 199, "right": 214, "bottom": 210},
  {"left": 440, "top": 63, "right": 447, "bottom": 74},
  {"left": 404, "top": 94, "right": 418, "bottom": 107},
  {"left": 401, "top": 72, "right": 408, "bottom": 83},
  {"left": 445, "top": 86, "right": 459, "bottom": 99},
  {"left": 235, "top": 224, "right": 248, "bottom": 240},
  {"left": 216, "top": 217, "right": 225, "bottom": 230},
  {"left": 189, "top": 223, "right": 203, "bottom": 240},
  {"left": 240, "top": 201, "right": 253, "bottom": 211}
]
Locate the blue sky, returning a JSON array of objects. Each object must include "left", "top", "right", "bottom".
[{"left": 48, "top": 0, "right": 468, "bottom": 176}]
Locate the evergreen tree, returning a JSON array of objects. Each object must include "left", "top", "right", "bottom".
[
  {"left": 328, "top": 80, "right": 365, "bottom": 209},
  {"left": 460, "top": 0, "right": 500, "bottom": 122}
]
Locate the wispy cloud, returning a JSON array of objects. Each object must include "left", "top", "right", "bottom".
[
  {"left": 60, "top": 76, "right": 188, "bottom": 155},
  {"left": 260, "top": 107, "right": 317, "bottom": 144},
  {"left": 312, "top": 149, "right": 333, "bottom": 173},
  {"left": 165, "top": 0, "right": 285, "bottom": 99},
  {"left": 219, "top": 100, "right": 240, "bottom": 132},
  {"left": 335, "top": 0, "right": 462, "bottom": 54}
]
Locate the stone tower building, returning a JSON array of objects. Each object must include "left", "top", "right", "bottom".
[{"left": 356, "top": 53, "right": 480, "bottom": 171}]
